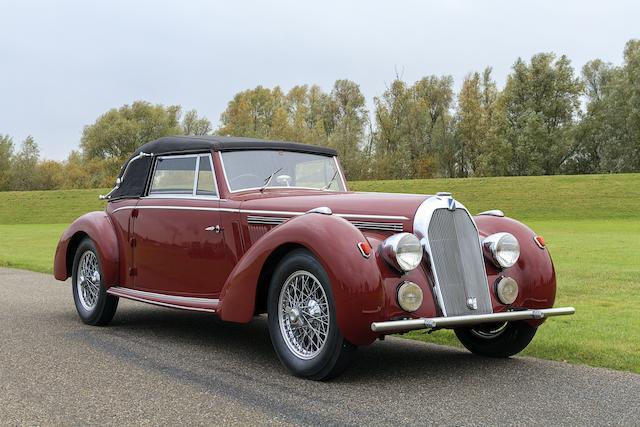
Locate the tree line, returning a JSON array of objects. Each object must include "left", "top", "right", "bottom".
[{"left": 1, "top": 39, "right": 638, "bottom": 191}]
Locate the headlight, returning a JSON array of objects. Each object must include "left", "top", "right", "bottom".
[
  {"left": 397, "top": 281, "right": 423, "bottom": 312},
  {"left": 483, "top": 232, "right": 520, "bottom": 268},
  {"left": 495, "top": 276, "right": 519, "bottom": 305},
  {"left": 380, "top": 233, "right": 423, "bottom": 272}
]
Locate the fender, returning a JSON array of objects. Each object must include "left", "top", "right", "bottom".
[
  {"left": 218, "top": 213, "right": 385, "bottom": 346},
  {"left": 475, "top": 215, "right": 556, "bottom": 326},
  {"left": 53, "top": 211, "right": 120, "bottom": 288}
]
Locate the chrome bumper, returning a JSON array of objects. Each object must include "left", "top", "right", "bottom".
[{"left": 370, "top": 307, "right": 575, "bottom": 334}]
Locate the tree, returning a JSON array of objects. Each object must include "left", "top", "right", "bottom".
[
  {"left": 372, "top": 75, "right": 454, "bottom": 178},
  {"left": 182, "top": 109, "right": 212, "bottom": 135},
  {"left": 500, "top": 54, "right": 583, "bottom": 175},
  {"left": 0, "top": 134, "right": 14, "bottom": 190},
  {"left": 218, "top": 86, "right": 290, "bottom": 139},
  {"left": 81, "top": 101, "right": 182, "bottom": 160},
  {"left": 567, "top": 59, "right": 615, "bottom": 173},
  {"left": 326, "top": 80, "right": 369, "bottom": 179},
  {"left": 11, "top": 136, "right": 40, "bottom": 190},
  {"left": 456, "top": 72, "right": 484, "bottom": 177}
]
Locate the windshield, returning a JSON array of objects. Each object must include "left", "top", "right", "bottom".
[{"left": 221, "top": 150, "right": 345, "bottom": 192}]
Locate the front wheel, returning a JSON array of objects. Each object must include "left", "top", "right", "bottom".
[
  {"left": 267, "top": 249, "right": 355, "bottom": 380},
  {"left": 454, "top": 321, "right": 537, "bottom": 358},
  {"left": 72, "top": 238, "right": 118, "bottom": 326}
]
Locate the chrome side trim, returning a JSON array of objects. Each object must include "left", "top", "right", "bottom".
[
  {"left": 371, "top": 306, "right": 576, "bottom": 333},
  {"left": 107, "top": 286, "right": 219, "bottom": 313},
  {"left": 247, "top": 215, "right": 288, "bottom": 225},
  {"left": 111, "top": 204, "right": 409, "bottom": 221},
  {"left": 349, "top": 221, "right": 404, "bottom": 232}
]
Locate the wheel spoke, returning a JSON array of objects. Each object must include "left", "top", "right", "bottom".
[
  {"left": 77, "top": 251, "right": 100, "bottom": 311},
  {"left": 277, "top": 270, "right": 330, "bottom": 360}
]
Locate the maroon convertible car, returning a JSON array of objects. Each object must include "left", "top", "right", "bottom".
[{"left": 54, "top": 136, "right": 574, "bottom": 379}]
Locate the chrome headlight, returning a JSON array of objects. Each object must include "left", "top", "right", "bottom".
[
  {"left": 381, "top": 233, "right": 423, "bottom": 272},
  {"left": 483, "top": 232, "right": 520, "bottom": 268}
]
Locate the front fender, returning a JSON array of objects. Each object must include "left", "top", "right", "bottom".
[
  {"left": 53, "top": 211, "right": 120, "bottom": 287},
  {"left": 218, "top": 213, "right": 384, "bottom": 346},
  {"left": 475, "top": 215, "right": 556, "bottom": 324}
]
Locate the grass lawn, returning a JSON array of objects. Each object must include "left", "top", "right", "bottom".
[{"left": 0, "top": 173, "right": 639, "bottom": 373}]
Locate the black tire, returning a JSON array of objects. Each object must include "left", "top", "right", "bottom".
[
  {"left": 454, "top": 321, "right": 537, "bottom": 358},
  {"left": 267, "top": 249, "right": 355, "bottom": 380},
  {"left": 72, "top": 238, "right": 118, "bottom": 326}
]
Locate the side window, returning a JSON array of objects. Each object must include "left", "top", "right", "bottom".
[
  {"left": 149, "top": 157, "right": 197, "bottom": 195},
  {"left": 196, "top": 155, "right": 217, "bottom": 196},
  {"left": 148, "top": 154, "right": 218, "bottom": 197}
]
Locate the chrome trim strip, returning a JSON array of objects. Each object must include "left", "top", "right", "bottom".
[
  {"left": 371, "top": 307, "right": 576, "bottom": 333},
  {"left": 247, "top": 215, "right": 288, "bottom": 225},
  {"left": 349, "top": 221, "right": 404, "bottom": 232},
  {"left": 107, "top": 287, "right": 219, "bottom": 313},
  {"left": 111, "top": 204, "right": 409, "bottom": 220}
]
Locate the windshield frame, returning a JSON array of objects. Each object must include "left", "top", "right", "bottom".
[{"left": 219, "top": 150, "right": 347, "bottom": 194}]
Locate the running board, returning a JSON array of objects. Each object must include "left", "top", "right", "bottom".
[{"left": 107, "top": 286, "right": 220, "bottom": 313}]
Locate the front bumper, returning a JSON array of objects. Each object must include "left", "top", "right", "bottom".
[{"left": 371, "top": 306, "right": 575, "bottom": 334}]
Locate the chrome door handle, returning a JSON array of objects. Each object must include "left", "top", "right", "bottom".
[{"left": 205, "top": 225, "right": 223, "bottom": 233}]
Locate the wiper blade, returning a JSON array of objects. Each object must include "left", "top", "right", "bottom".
[
  {"left": 321, "top": 170, "right": 339, "bottom": 190},
  {"left": 260, "top": 167, "right": 283, "bottom": 192}
]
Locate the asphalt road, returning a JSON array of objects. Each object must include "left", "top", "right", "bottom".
[{"left": 1, "top": 268, "right": 638, "bottom": 426}]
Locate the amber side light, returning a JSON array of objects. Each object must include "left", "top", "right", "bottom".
[
  {"left": 534, "top": 235, "right": 546, "bottom": 249},
  {"left": 357, "top": 241, "right": 372, "bottom": 258}
]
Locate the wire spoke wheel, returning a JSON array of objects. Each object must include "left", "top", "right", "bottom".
[
  {"left": 77, "top": 250, "right": 100, "bottom": 311},
  {"left": 278, "top": 270, "right": 330, "bottom": 360}
]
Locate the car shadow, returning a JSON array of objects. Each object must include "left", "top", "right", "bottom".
[{"left": 62, "top": 301, "right": 520, "bottom": 385}]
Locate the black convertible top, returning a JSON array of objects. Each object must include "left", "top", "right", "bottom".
[
  {"left": 105, "top": 135, "right": 336, "bottom": 200},
  {"left": 132, "top": 135, "right": 337, "bottom": 157}
]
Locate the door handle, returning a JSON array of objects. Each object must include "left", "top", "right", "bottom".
[{"left": 205, "top": 225, "right": 223, "bottom": 233}]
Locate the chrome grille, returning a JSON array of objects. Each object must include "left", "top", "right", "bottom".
[{"left": 427, "top": 208, "right": 492, "bottom": 316}]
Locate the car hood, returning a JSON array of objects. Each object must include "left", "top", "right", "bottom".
[{"left": 237, "top": 191, "right": 431, "bottom": 231}]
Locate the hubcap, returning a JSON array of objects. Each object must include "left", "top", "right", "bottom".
[
  {"left": 470, "top": 322, "right": 508, "bottom": 339},
  {"left": 77, "top": 251, "right": 100, "bottom": 311},
  {"left": 278, "top": 270, "right": 330, "bottom": 360}
]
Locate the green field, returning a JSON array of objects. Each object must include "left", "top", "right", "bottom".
[{"left": 0, "top": 174, "right": 639, "bottom": 373}]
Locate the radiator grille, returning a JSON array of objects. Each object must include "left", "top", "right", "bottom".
[{"left": 427, "top": 208, "right": 492, "bottom": 316}]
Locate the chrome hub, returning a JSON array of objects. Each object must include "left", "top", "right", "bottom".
[{"left": 278, "top": 271, "right": 330, "bottom": 360}]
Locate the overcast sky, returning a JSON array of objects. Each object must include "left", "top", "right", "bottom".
[{"left": 1, "top": 0, "right": 638, "bottom": 160}]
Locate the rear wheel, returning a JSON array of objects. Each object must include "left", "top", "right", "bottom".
[
  {"left": 454, "top": 321, "right": 537, "bottom": 358},
  {"left": 72, "top": 238, "right": 118, "bottom": 326},
  {"left": 267, "top": 249, "right": 355, "bottom": 380}
]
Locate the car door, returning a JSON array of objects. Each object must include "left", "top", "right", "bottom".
[{"left": 132, "top": 153, "right": 228, "bottom": 297}]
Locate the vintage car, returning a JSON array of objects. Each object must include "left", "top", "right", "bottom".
[{"left": 54, "top": 136, "right": 574, "bottom": 379}]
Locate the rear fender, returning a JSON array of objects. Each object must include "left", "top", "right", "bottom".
[
  {"left": 53, "top": 211, "right": 120, "bottom": 287},
  {"left": 218, "top": 213, "right": 384, "bottom": 346}
]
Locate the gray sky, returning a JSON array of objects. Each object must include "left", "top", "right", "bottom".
[{"left": 1, "top": 0, "right": 638, "bottom": 160}]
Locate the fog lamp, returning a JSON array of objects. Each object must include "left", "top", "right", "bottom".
[
  {"left": 495, "top": 276, "right": 519, "bottom": 305},
  {"left": 397, "top": 281, "right": 423, "bottom": 312}
]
